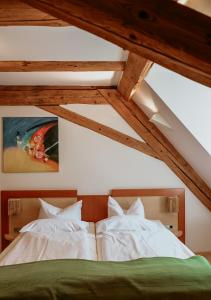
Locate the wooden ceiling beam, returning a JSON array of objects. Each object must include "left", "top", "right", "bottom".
[
  {"left": 0, "top": 0, "right": 67, "bottom": 27},
  {"left": 0, "top": 86, "right": 109, "bottom": 105},
  {"left": 39, "top": 105, "right": 157, "bottom": 159},
  {"left": 0, "top": 86, "right": 115, "bottom": 91},
  {"left": 100, "top": 89, "right": 211, "bottom": 211},
  {"left": 0, "top": 61, "right": 125, "bottom": 72},
  {"left": 118, "top": 53, "right": 153, "bottom": 100},
  {"left": 23, "top": 0, "right": 211, "bottom": 87}
]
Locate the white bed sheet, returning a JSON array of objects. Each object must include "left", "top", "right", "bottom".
[
  {"left": 96, "top": 217, "right": 194, "bottom": 261},
  {"left": 0, "top": 222, "right": 96, "bottom": 266}
]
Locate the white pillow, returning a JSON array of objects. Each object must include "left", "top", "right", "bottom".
[
  {"left": 38, "top": 199, "right": 82, "bottom": 221},
  {"left": 108, "top": 196, "right": 145, "bottom": 218},
  {"left": 20, "top": 218, "right": 88, "bottom": 234}
]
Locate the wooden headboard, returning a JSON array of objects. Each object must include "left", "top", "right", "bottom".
[
  {"left": 1, "top": 188, "right": 185, "bottom": 250},
  {"left": 1, "top": 190, "right": 77, "bottom": 250},
  {"left": 111, "top": 188, "right": 185, "bottom": 243}
]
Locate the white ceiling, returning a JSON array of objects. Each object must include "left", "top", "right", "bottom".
[
  {"left": 0, "top": 25, "right": 210, "bottom": 184},
  {"left": 145, "top": 65, "right": 211, "bottom": 157},
  {"left": 0, "top": 26, "right": 126, "bottom": 61},
  {"left": 0, "top": 26, "right": 126, "bottom": 86},
  {"left": 134, "top": 82, "right": 211, "bottom": 187},
  {"left": 0, "top": 71, "right": 121, "bottom": 86}
]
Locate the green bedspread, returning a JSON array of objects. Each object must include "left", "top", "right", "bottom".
[{"left": 0, "top": 256, "right": 211, "bottom": 300}]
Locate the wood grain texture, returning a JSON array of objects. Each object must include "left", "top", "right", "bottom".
[
  {"left": 118, "top": 53, "right": 153, "bottom": 100},
  {"left": 0, "top": 86, "right": 108, "bottom": 105},
  {"left": 0, "top": 0, "right": 68, "bottom": 26},
  {"left": 0, "top": 86, "right": 115, "bottom": 91},
  {"left": 100, "top": 89, "right": 211, "bottom": 211},
  {"left": 39, "top": 105, "right": 157, "bottom": 159},
  {"left": 1, "top": 190, "right": 77, "bottom": 250},
  {"left": 121, "top": 97, "right": 211, "bottom": 203},
  {"left": 0, "top": 61, "right": 125, "bottom": 72},
  {"left": 79, "top": 195, "right": 108, "bottom": 222},
  {"left": 23, "top": 0, "right": 211, "bottom": 87},
  {"left": 111, "top": 188, "right": 185, "bottom": 243}
]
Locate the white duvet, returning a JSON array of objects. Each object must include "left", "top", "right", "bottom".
[
  {"left": 0, "top": 219, "right": 97, "bottom": 266},
  {"left": 0, "top": 215, "right": 194, "bottom": 265},
  {"left": 96, "top": 216, "right": 194, "bottom": 261}
]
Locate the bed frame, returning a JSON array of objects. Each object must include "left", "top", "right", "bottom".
[{"left": 1, "top": 188, "right": 185, "bottom": 250}]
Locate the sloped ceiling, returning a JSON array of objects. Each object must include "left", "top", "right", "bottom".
[
  {"left": 0, "top": 26, "right": 126, "bottom": 85},
  {"left": 145, "top": 64, "right": 211, "bottom": 157},
  {"left": 133, "top": 81, "right": 211, "bottom": 188},
  {"left": 0, "top": 25, "right": 210, "bottom": 188}
]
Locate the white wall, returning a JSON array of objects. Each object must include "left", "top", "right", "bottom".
[{"left": 0, "top": 105, "right": 211, "bottom": 252}]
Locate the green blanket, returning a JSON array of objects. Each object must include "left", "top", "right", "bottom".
[{"left": 0, "top": 256, "right": 211, "bottom": 300}]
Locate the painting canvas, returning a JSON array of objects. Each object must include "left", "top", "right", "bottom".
[{"left": 3, "top": 117, "right": 59, "bottom": 173}]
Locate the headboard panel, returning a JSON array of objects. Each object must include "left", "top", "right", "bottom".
[
  {"left": 1, "top": 190, "right": 77, "bottom": 250},
  {"left": 79, "top": 195, "right": 108, "bottom": 222},
  {"left": 1, "top": 188, "right": 185, "bottom": 251},
  {"left": 111, "top": 188, "right": 185, "bottom": 242}
]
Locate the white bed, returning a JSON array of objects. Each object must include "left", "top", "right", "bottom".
[
  {"left": 96, "top": 216, "right": 194, "bottom": 261},
  {"left": 96, "top": 197, "right": 194, "bottom": 261},
  {"left": 0, "top": 195, "right": 194, "bottom": 265},
  {"left": 0, "top": 220, "right": 96, "bottom": 266}
]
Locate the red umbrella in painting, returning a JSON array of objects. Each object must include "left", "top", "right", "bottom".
[{"left": 27, "top": 121, "right": 58, "bottom": 162}]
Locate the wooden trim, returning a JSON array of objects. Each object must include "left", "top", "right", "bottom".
[
  {"left": 0, "top": 20, "right": 68, "bottom": 26},
  {"left": 112, "top": 188, "right": 184, "bottom": 197},
  {"left": 1, "top": 190, "right": 77, "bottom": 250},
  {"left": 0, "top": 61, "right": 125, "bottom": 72},
  {"left": 0, "top": 0, "right": 68, "bottom": 27},
  {"left": 111, "top": 188, "right": 185, "bottom": 243},
  {"left": 121, "top": 96, "right": 211, "bottom": 203},
  {"left": 79, "top": 195, "right": 108, "bottom": 222},
  {"left": 0, "top": 86, "right": 115, "bottom": 91},
  {"left": 118, "top": 53, "right": 153, "bottom": 100},
  {"left": 39, "top": 105, "right": 157, "bottom": 159},
  {"left": 23, "top": 0, "right": 211, "bottom": 87},
  {"left": 100, "top": 89, "right": 211, "bottom": 211},
  {"left": 0, "top": 86, "right": 108, "bottom": 105}
]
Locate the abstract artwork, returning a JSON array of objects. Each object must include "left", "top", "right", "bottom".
[{"left": 3, "top": 117, "right": 59, "bottom": 173}]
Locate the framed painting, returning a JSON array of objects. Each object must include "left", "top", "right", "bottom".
[{"left": 3, "top": 117, "right": 59, "bottom": 173}]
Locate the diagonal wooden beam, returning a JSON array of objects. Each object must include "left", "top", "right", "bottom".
[
  {"left": 0, "top": 61, "right": 125, "bottom": 72},
  {"left": 39, "top": 105, "right": 157, "bottom": 159},
  {"left": 118, "top": 53, "right": 153, "bottom": 100},
  {"left": 23, "top": 0, "right": 211, "bottom": 87},
  {"left": 100, "top": 89, "right": 211, "bottom": 211},
  {"left": 0, "top": 0, "right": 68, "bottom": 26},
  {"left": 0, "top": 86, "right": 110, "bottom": 105}
]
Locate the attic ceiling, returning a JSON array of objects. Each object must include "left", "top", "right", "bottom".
[
  {"left": 0, "top": 26, "right": 126, "bottom": 86},
  {"left": 0, "top": 0, "right": 210, "bottom": 211},
  {"left": 145, "top": 65, "right": 211, "bottom": 157}
]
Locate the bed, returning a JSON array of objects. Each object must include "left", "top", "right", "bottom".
[
  {"left": 0, "top": 190, "right": 96, "bottom": 265},
  {"left": 0, "top": 188, "right": 211, "bottom": 299}
]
